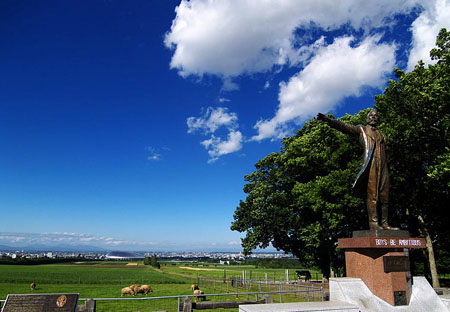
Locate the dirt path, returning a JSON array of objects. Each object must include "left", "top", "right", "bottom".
[{"left": 178, "top": 266, "right": 224, "bottom": 272}]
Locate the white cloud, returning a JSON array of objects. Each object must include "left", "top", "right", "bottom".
[
  {"left": 187, "top": 107, "right": 238, "bottom": 134},
  {"left": 407, "top": 0, "right": 450, "bottom": 71},
  {"left": 187, "top": 107, "right": 243, "bottom": 162},
  {"left": 253, "top": 36, "right": 396, "bottom": 140},
  {"left": 167, "top": 0, "right": 449, "bottom": 142},
  {"left": 0, "top": 232, "right": 157, "bottom": 249},
  {"left": 146, "top": 146, "right": 165, "bottom": 161},
  {"left": 201, "top": 130, "right": 243, "bottom": 163},
  {"left": 165, "top": 0, "right": 417, "bottom": 81}
]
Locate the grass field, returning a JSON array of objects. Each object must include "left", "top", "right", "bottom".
[{"left": 0, "top": 261, "right": 323, "bottom": 312}]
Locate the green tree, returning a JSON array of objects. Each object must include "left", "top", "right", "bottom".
[
  {"left": 231, "top": 111, "right": 370, "bottom": 279},
  {"left": 375, "top": 28, "right": 450, "bottom": 287},
  {"left": 232, "top": 28, "right": 450, "bottom": 283},
  {"left": 150, "top": 255, "right": 161, "bottom": 269}
]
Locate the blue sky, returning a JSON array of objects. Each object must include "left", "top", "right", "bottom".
[{"left": 1, "top": 0, "right": 449, "bottom": 251}]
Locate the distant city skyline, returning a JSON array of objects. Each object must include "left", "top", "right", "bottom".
[{"left": 1, "top": 1, "right": 449, "bottom": 251}]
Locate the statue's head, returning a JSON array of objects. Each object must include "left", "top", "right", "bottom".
[{"left": 367, "top": 110, "right": 379, "bottom": 126}]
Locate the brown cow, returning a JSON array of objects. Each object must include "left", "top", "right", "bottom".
[
  {"left": 130, "top": 284, "right": 140, "bottom": 294},
  {"left": 137, "top": 285, "right": 152, "bottom": 295},
  {"left": 193, "top": 289, "right": 205, "bottom": 302},
  {"left": 191, "top": 284, "right": 199, "bottom": 290},
  {"left": 30, "top": 282, "right": 36, "bottom": 290},
  {"left": 121, "top": 286, "right": 135, "bottom": 296}
]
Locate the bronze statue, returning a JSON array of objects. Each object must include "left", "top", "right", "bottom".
[{"left": 317, "top": 110, "right": 398, "bottom": 231}]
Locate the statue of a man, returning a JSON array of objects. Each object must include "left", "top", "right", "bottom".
[{"left": 318, "top": 110, "right": 398, "bottom": 231}]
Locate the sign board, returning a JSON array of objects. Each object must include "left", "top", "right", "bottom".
[
  {"left": 2, "top": 293, "right": 79, "bottom": 312},
  {"left": 383, "top": 256, "right": 410, "bottom": 273},
  {"left": 338, "top": 237, "right": 426, "bottom": 249}
]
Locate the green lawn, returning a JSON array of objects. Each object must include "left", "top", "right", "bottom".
[{"left": 0, "top": 262, "right": 323, "bottom": 312}]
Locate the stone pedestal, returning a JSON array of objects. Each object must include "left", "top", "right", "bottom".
[{"left": 338, "top": 230, "right": 426, "bottom": 306}]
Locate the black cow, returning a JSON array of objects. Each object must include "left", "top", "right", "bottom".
[{"left": 295, "top": 270, "right": 311, "bottom": 282}]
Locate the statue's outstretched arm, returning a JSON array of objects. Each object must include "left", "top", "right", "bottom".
[{"left": 317, "top": 113, "right": 360, "bottom": 136}]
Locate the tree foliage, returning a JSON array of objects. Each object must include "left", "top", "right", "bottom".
[
  {"left": 244, "top": 258, "right": 312, "bottom": 269},
  {"left": 232, "top": 28, "right": 450, "bottom": 279},
  {"left": 375, "top": 28, "right": 450, "bottom": 277},
  {"left": 231, "top": 111, "right": 371, "bottom": 278},
  {"left": 144, "top": 255, "right": 160, "bottom": 269}
]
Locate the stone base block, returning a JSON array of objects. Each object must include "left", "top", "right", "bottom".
[
  {"left": 330, "top": 276, "right": 449, "bottom": 312},
  {"left": 239, "top": 300, "right": 359, "bottom": 312}
]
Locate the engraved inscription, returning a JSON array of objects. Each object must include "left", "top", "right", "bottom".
[
  {"left": 398, "top": 239, "right": 422, "bottom": 246},
  {"left": 383, "top": 256, "right": 410, "bottom": 273},
  {"left": 373, "top": 238, "right": 424, "bottom": 248},
  {"left": 2, "top": 293, "right": 78, "bottom": 312}
]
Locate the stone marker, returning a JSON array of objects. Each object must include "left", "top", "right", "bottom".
[
  {"left": 2, "top": 293, "right": 79, "bottom": 312},
  {"left": 338, "top": 230, "right": 426, "bottom": 306}
]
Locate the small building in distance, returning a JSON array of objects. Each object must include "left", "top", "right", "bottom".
[{"left": 105, "top": 251, "right": 145, "bottom": 260}]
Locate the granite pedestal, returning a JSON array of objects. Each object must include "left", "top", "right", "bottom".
[{"left": 338, "top": 230, "right": 426, "bottom": 306}]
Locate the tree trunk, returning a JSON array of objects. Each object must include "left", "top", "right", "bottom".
[
  {"left": 329, "top": 251, "right": 335, "bottom": 278},
  {"left": 330, "top": 266, "right": 335, "bottom": 278},
  {"left": 418, "top": 215, "right": 440, "bottom": 288}
]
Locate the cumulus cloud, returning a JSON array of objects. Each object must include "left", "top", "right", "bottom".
[
  {"left": 165, "top": 0, "right": 416, "bottom": 81},
  {"left": 253, "top": 36, "right": 396, "bottom": 140},
  {"left": 187, "top": 107, "right": 238, "bottom": 134},
  {"left": 187, "top": 107, "right": 243, "bottom": 162},
  {"left": 202, "top": 130, "right": 243, "bottom": 163},
  {"left": 407, "top": 0, "right": 450, "bottom": 71},
  {"left": 168, "top": 0, "right": 449, "bottom": 142}
]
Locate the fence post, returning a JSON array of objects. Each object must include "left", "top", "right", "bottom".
[
  {"left": 183, "top": 297, "right": 192, "bottom": 312},
  {"left": 279, "top": 283, "right": 282, "bottom": 303},
  {"left": 263, "top": 295, "right": 274, "bottom": 304},
  {"left": 76, "top": 299, "right": 96, "bottom": 312},
  {"left": 178, "top": 296, "right": 181, "bottom": 312},
  {"left": 321, "top": 286, "right": 324, "bottom": 301},
  {"left": 246, "top": 282, "right": 249, "bottom": 300},
  {"left": 307, "top": 287, "right": 310, "bottom": 302}
]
